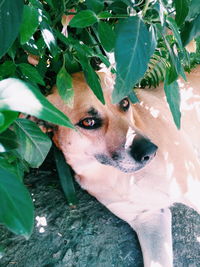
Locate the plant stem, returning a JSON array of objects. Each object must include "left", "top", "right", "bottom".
[{"left": 142, "top": 0, "right": 151, "bottom": 17}]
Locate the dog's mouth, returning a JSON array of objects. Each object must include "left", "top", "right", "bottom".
[
  {"left": 95, "top": 136, "right": 158, "bottom": 173},
  {"left": 95, "top": 149, "right": 157, "bottom": 173}
]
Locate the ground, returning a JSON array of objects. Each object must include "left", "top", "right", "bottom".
[{"left": 0, "top": 156, "right": 200, "bottom": 267}]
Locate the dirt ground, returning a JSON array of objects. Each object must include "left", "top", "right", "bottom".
[{"left": 0, "top": 157, "right": 200, "bottom": 267}]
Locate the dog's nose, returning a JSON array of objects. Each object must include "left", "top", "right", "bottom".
[{"left": 130, "top": 134, "right": 158, "bottom": 164}]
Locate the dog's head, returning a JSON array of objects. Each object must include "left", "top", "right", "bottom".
[{"left": 48, "top": 71, "right": 157, "bottom": 173}]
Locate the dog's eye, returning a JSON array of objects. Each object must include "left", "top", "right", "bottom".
[
  {"left": 77, "top": 118, "right": 102, "bottom": 130},
  {"left": 119, "top": 98, "right": 130, "bottom": 112}
]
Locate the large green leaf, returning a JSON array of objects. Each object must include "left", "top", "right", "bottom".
[
  {"left": 0, "top": 129, "right": 18, "bottom": 152},
  {"left": 18, "top": 63, "right": 45, "bottom": 86},
  {"left": 20, "top": 5, "right": 40, "bottom": 44},
  {"left": 174, "top": 0, "right": 189, "bottom": 26},
  {"left": 54, "top": 146, "right": 77, "bottom": 206},
  {"left": 0, "top": 0, "right": 24, "bottom": 58},
  {"left": 0, "top": 78, "right": 74, "bottom": 128},
  {"left": 98, "top": 21, "right": 116, "bottom": 52},
  {"left": 181, "top": 14, "right": 200, "bottom": 46},
  {"left": 69, "top": 10, "right": 98, "bottom": 28},
  {"left": 56, "top": 66, "right": 74, "bottom": 107},
  {"left": 164, "top": 70, "right": 181, "bottom": 129},
  {"left": 0, "top": 167, "right": 34, "bottom": 238},
  {"left": 13, "top": 119, "right": 52, "bottom": 168},
  {"left": 187, "top": 0, "right": 200, "bottom": 20},
  {"left": 113, "top": 16, "right": 153, "bottom": 102}
]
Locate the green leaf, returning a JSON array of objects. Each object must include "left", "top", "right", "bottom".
[
  {"left": 18, "top": 63, "right": 45, "bottom": 85},
  {"left": 113, "top": 16, "right": 153, "bottom": 102},
  {"left": 0, "top": 61, "right": 16, "bottom": 79},
  {"left": 187, "top": 0, "right": 200, "bottom": 20},
  {"left": 98, "top": 21, "right": 116, "bottom": 52},
  {"left": 69, "top": 10, "right": 98, "bottom": 28},
  {"left": 98, "top": 11, "right": 112, "bottom": 19},
  {"left": 40, "top": 21, "right": 58, "bottom": 57},
  {"left": 64, "top": 52, "right": 81, "bottom": 74},
  {"left": 0, "top": 167, "right": 34, "bottom": 238},
  {"left": 0, "top": 78, "right": 74, "bottom": 128},
  {"left": 0, "top": 113, "right": 4, "bottom": 126},
  {"left": 20, "top": 5, "right": 40, "bottom": 45},
  {"left": 86, "top": 0, "right": 104, "bottom": 14},
  {"left": 77, "top": 53, "right": 105, "bottom": 104},
  {"left": 128, "top": 91, "right": 139, "bottom": 104},
  {"left": 0, "top": 245, "right": 5, "bottom": 259},
  {"left": 54, "top": 145, "right": 77, "bottom": 206},
  {"left": 0, "top": 129, "right": 18, "bottom": 152},
  {"left": 56, "top": 66, "right": 74, "bottom": 107},
  {"left": 164, "top": 71, "right": 181, "bottom": 129},
  {"left": 0, "top": 0, "right": 24, "bottom": 58},
  {"left": 149, "top": 25, "right": 157, "bottom": 56},
  {"left": 181, "top": 14, "right": 200, "bottom": 46},
  {"left": 165, "top": 62, "right": 178, "bottom": 85},
  {"left": 167, "top": 17, "right": 184, "bottom": 51},
  {"left": 18, "top": 63, "right": 45, "bottom": 86},
  {"left": 174, "top": 0, "right": 189, "bottom": 26},
  {"left": 13, "top": 119, "right": 52, "bottom": 168},
  {"left": 0, "top": 110, "right": 18, "bottom": 133},
  {"left": 0, "top": 154, "right": 28, "bottom": 182}
]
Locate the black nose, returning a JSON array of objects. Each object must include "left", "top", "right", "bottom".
[{"left": 130, "top": 134, "right": 158, "bottom": 164}]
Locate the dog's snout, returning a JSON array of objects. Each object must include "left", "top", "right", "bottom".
[{"left": 130, "top": 134, "right": 158, "bottom": 165}]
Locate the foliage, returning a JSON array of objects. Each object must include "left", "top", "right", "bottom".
[{"left": 0, "top": 0, "right": 200, "bottom": 237}]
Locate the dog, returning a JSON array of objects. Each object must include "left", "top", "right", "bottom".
[{"left": 47, "top": 66, "right": 200, "bottom": 266}]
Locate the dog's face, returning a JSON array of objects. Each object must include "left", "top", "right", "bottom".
[{"left": 48, "top": 72, "right": 157, "bottom": 173}]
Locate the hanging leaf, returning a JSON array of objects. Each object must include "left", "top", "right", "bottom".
[
  {"left": 164, "top": 70, "right": 181, "bottom": 129},
  {"left": 0, "top": 78, "right": 74, "bottom": 128},
  {"left": 77, "top": 53, "right": 105, "bottom": 104},
  {"left": 56, "top": 66, "right": 74, "bottom": 107},
  {"left": 113, "top": 16, "right": 153, "bottom": 103},
  {"left": 167, "top": 17, "right": 184, "bottom": 51},
  {"left": 54, "top": 145, "right": 77, "bottom": 206},
  {"left": 174, "top": 0, "right": 189, "bottom": 26},
  {"left": 0, "top": 0, "right": 24, "bottom": 58},
  {"left": 20, "top": 5, "right": 40, "bottom": 44},
  {"left": 13, "top": 119, "right": 52, "bottom": 168},
  {"left": 98, "top": 21, "right": 116, "bottom": 52},
  {"left": 186, "top": 0, "right": 200, "bottom": 20},
  {"left": 0, "top": 167, "right": 34, "bottom": 238},
  {"left": 69, "top": 10, "right": 98, "bottom": 28},
  {"left": 181, "top": 14, "right": 200, "bottom": 46}
]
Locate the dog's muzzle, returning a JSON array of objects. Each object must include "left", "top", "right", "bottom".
[{"left": 95, "top": 133, "right": 158, "bottom": 173}]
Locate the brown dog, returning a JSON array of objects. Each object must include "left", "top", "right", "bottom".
[{"left": 47, "top": 66, "right": 200, "bottom": 266}]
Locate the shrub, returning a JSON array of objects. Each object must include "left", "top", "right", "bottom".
[{"left": 0, "top": 0, "right": 200, "bottom": 238}]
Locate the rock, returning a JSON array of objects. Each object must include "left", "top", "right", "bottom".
[{"left": 0, "top": 159, "right": 199, "bottom": 267}]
